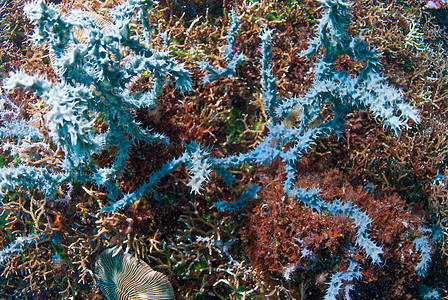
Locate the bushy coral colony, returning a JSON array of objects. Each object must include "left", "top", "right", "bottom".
[{"left": 0, "top": 0, "right": 447, "bottom": 299}]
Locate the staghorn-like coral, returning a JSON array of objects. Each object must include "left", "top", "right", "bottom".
[
  {"left": 244, "top": 166, "right": 432, "bottom": 299},
  {"left": 2, "top": 0, "right": 195, "bottom": 207}
]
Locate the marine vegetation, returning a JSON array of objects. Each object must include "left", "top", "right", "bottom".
[{"left": 0, "top": 0, "right": 447, "bottom": 299}]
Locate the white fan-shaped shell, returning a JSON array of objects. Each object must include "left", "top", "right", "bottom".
[{"left": 95, "top": 248, "right": 174, "bottom": 300}]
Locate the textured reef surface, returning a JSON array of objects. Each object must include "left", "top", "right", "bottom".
[{"left": 0, "top": 0, "right": 447, "bottom": 299}]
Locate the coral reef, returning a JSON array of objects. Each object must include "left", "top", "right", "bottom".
[{"left": 0, "top": 0, "right": 447, "bottom": 299}]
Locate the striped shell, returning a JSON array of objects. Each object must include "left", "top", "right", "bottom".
[{"left": 95, "top": 248, "right": 174, "bottom": 300}]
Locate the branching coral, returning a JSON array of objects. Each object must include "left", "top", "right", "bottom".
[
  {"left": 0, "top": 0, "right": 446, "bottom": 299},
  {"left": 244, "top": 166, "right": 432, "bottom": 299},
  {"left": 146, "top": 201, "right": 262, "bottom": 300},
  {"left": 1, "top": 0, "right": 199, "bottom": 217}
]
